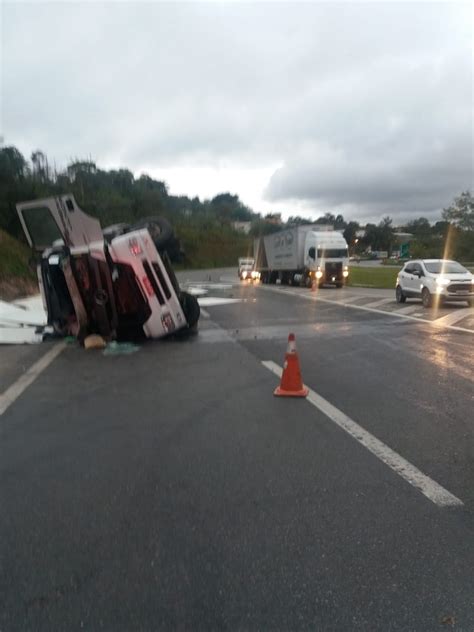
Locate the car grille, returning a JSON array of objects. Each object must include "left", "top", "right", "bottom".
[{"left": 447, "top": 283, "right": 473, "bottom": 293}]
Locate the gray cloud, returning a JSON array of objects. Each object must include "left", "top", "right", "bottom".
[{"left": 2, "top": 2, "right": 472, "bottom": 221}]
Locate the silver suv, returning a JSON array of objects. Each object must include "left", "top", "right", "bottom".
[{"left": 396, "top": 259, "right": 474, "bottom": 308}]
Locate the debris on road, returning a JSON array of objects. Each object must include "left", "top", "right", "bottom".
[
  {"left": 0, "top": 297, "right": 47, "bottom": 344},
  {"left": 103, "top": 341, "right": 140, "bottom": 355},
  {"left": 84, "top": 334, "right": 107, "bottom": 350}
]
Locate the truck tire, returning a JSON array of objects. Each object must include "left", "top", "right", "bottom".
[
  {"left": 130, "top": 216, "right": 174, "bottom": 251},
  {"left": 179, "top": 291, "right": 200, "bottom": 331}
]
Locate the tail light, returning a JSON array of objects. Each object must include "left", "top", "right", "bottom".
[{"left": 129, "top": 238, "right": 142, "bottom": 256}]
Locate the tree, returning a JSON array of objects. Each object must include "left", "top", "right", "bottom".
[
  {"left": 287, "top": 215, "right": 312, "bottom": 226},
  {"left": 314, "top": 212, "right": 335, "bottom": 225},
  {"left": 363, "top": 217, "right": 395, "bottom": 254},
  {"left": 403, "top": 217, "right": 431, "bottom": 237},
  {"left": 442, "top": 191, "right": 474, "bottom": 230},
  {"left": 343, "top": 221, "right": 360, "bottom": 245},
  {"left": 31, "top": 150, "right": 50, "bottom": 182},
  {"left": 0, "top": 146, "right": 28, "bottom": 183}
]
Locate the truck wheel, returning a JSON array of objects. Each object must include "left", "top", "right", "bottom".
[
  {"left": 130, "top": 216, "right": 173, "bottom": 251},
  {"left": 180, "top": 291, "right": 200, "bottom": 331}
]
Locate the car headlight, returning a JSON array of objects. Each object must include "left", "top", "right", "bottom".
[
  {"left": 316, "top": 270, "right": 323, "bottom": 279},
  {"left": 436, "top": 277, "right": 450, "bottom": 286}
]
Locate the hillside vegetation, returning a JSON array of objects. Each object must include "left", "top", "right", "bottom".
[{"left": 0, "top": 229, "right": 38, "bottom": 299}]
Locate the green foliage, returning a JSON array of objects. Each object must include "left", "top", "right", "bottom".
[
  {"left": 2, "top": 145, "right": 473, "bottom": 276},
  {"left": 0, "top": 229, "right": 36, "bottom": 280},
  {"left": 362, "top": 217, "right": 395, "bottom": 254},
  {"left": 0, "top": 145, "right": 258, "bottom": 270},
  {"left": 343, "top": 221, "right": 360, "bottom": 245},
  {"left": 442, "top": 190, "right": 474, "bottom": 230}
]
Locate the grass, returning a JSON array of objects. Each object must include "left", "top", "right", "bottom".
[
  {"left": 0, "top": 229, "right": 35, "bottom": 280},
  {"left": 347, "top": 265, "right": 400, "bottom": 289}
]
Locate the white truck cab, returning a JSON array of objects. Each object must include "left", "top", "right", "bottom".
[
  {"left": 238, "top": 257, "right": 258, "bottom": 280},
  {"left": 304, "top": 231, "right": 349, "bottom": 287}
]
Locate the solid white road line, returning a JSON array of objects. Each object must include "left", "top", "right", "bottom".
[
  {"left": 0, "top": 342, "right": 66, "bottom": 416},
  {"left": 262, "top": 360, "right": 463, "bottom": 508}
]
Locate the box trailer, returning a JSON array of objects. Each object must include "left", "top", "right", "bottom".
[{"left": 254, "top": 225, "right": 349, "bottom": 287}]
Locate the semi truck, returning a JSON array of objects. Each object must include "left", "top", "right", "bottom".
[{"left": 254, "top": 225, "right": 349, "bottom": 288}]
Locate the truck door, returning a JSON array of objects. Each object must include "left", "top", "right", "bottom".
[{"left": 16, "top": 195, "right": 103, "bottom": 251}]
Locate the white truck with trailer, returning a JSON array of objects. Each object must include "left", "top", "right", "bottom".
[{"left": 254, "top": 225, "right": 349, "bottom": 288}]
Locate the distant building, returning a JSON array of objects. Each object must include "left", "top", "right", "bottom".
[
  {"left": 232, "top": 221, "right": 252, "bottom": 234},
  {"left": 264, "top": 213, "right": 283, "bottom": 225}
]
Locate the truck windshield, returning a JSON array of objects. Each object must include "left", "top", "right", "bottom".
[
  {"left": 20, "top": 206, "right": 63, "bottom": 250},
  {"left": 317, "top": 249, "right": 348, "bottom": 258}
]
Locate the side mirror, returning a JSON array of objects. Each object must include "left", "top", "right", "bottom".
[
  {"left": 308, "top": 247, "right": 315, "bottom": 259},
  {"left": 412, "top": 270, "right": 420, "bottom": 277}
]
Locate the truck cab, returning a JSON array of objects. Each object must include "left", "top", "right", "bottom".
[
  {"left": 304, "top": 231, "right": 349, "bottom": 287},
  {"left": 238, "top": 257, "right": 257, "bottom": 280}
]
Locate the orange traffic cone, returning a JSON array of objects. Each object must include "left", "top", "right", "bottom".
[{"left": 274, "top": 333, "right": 309, "bottom": 397}]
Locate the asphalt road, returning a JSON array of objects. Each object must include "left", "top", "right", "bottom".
[{"left": 1, "top": 269, "right": 474, "bottom": 631}]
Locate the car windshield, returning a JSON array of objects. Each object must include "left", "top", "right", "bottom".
[{"left": 424, "top": 261, "right": 468, "bottom": 274}]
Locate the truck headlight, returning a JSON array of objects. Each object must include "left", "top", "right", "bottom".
[
  {"left": 343, "top": 270, "right": 349, "bottom": 278},
  {"left": 316, "top": 270, "right": 323, "bottom": 279},
  {"left": 242, "top": 271, "right": 248, "bottom": 279}
]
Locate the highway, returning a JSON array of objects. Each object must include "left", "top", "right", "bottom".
[{"left": 1, "top": 268, "right": 473, "bottom": 631}]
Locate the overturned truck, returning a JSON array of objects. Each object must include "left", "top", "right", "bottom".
[{"left": 16, "top": 194, "right": 199, "bottom": 342}]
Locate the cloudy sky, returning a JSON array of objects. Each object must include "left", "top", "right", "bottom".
[{"left": 1, "top": 1, "right": 472, "bottom": 223}]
